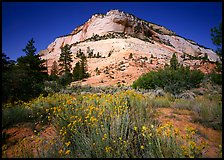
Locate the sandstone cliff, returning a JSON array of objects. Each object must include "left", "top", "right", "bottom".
[{"left": 39, "top": 9, "right": 220, "bottom": 86}]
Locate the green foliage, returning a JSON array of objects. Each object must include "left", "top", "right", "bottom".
[
  {"left": 73, "top": 53, "right": 90, "bottom": 81},
  {"left": 170, "top": 53, "right": 179, "bottom": 70},
  {"left": 4, "top": 91, "right": 209, "bottom": 158},
  {"left": 17, "top": 38, "right": 47, "bottom": 75},
  {"left": 209, "top": 72, "right": 222, "bottom": 85},
  {"left": 2, "top": 103, "right": 33, "bottom": 129},
  {"left": 215, "top": 61, "right": 222, "bottom": 73},
  {"left": 211, "top": 22, "right": 222, "bottom": 55},
  {"left": 87, "top": 46, "right": 94, "bottom": 58},
  {"left": 76, "top": 49, "right": 84, "bottom": 58},
  {"left": 22, "top": 38, "right": 36, "bottom": 55},
  {"left": 133, "top": 53, "right": 204, "bottom": 94},
  {"left": 2, "top": 39, "right": 48, "bottom": 103},
  {"left": 132, "top": 66, "right": 204, "bottom": 95},
  {"left": 58, "top": 44, "right": 73, "bottom": 74},
  {"left": 73, "top": 61, "right": 81, "bottom": 81},
  {"left": 58, "top": 72, "right": 73, "bottom": 87},
  {"left": 173, "top": 93, "right": 222, "bottom": 130},
  {"left": 44, "top": 81, "right": 62, "bottom": 94},
  {"left": 2, "top": 52, "right": 15, "bottom": 71}
]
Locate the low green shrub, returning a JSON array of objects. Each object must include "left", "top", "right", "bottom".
[
  {"left": 209, "top": 72, "right": 222, "bottom": 85},
  {"left": 2, "top": 103, "right": 33, "bottom": 129},
  {"left": 132, "top": 66, "right": 204, "bottom": 95}
]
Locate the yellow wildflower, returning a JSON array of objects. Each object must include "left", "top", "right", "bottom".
[
  {"left": 142, "top": 126, "right": 147, "bottom": 132},
  {"left": 105, "top": 146, "right": 112, "bottom": 153},
  {"left": 151, "top": 124, "right": 154, "bottom": 128},
  {"left": 67, "top": 123, "right": 72, "bottom": 127},
  {"left": 59, "top": 149, "right": 63, "bottom": 155},
  {"left": 65, "top": 141, "right": 71, "bottom": 147},
  {"left": 65, "top": 150, "right": 71, "bottom": 155},
  {"left": 140, "top": 145, "right": 144, "bottom": 150}
]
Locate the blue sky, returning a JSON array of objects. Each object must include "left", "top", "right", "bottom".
[{"left": 2, "top": 2, "right": 222, "bottom": 61}]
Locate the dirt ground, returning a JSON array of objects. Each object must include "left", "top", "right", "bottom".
[{"left": 155, "top": 108, "right": 222, "bottom": 158}]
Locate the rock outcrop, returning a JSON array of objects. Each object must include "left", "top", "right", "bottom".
[{"left": 39, "top": 9, "right": 220, "bottom": 86}]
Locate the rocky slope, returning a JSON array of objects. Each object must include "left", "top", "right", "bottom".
[{"left": 39, "top": 9, "right": 220, "bottom": 86}]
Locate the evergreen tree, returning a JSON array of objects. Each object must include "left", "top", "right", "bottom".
[
  {"left": 2, "top": 53, "right": 15, "bottom": 71},
  {"left": 17, "top": 38, "right": 47, "bottom": 77},
  {"left": 87, "top": 46, "right": 93, "bottom": 58},
  {"left": 2, "top": 38, "right": 48, "bottom": 103},
  {"left": 72, "top": 53, "right": 90, "bottom": 81},
  {"left": 80, "top": 53, "right": 89, "bottom": 79},
  {"left": 2, "top": 53, "right": 16, "bottom": 102},
  {"left": 170, "top": 53, "right": 179, "bottom": 70},
  {"left": 58, "top": 44, "right": 73, "bottom": 75},
  {"left": 211, "top": 22, "right": 222, "bottom": 56},
  {"left": 73, "top": 61, "right": 81, "bottom": 81}
]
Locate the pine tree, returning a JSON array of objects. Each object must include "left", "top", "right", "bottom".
[
  {"left": 4, "top": 38, "right": 48, "bottom": 102},
  {"left": 2, "top": 53, "right": 15, "bottom": 71},
  {"left": 58, "top": 44, "right": 73, "bottom": 75},
  {"left": 72, "top": 53, "right": 90, "bottom": 81},
  {"left": 80, "top": 53, "right": 89, "bottom": 79},
  {"left": 170, "top": 53, "right": 179, "bottom": 70},
  {"left": 73, "top": 61, "right": 81, "bottom": 81},
  {"left": 17, "top": 38, "right": 47, "bottom": 75}
]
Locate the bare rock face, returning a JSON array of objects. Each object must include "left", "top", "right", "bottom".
[
  {"left": 40, "top": 9, "right": 175, "bottom": 57},
  {"left": 39, "top": 9, "right": 220, "bottom": 86}
]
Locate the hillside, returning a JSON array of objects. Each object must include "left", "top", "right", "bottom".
[{"left": 38, "top": 9, "right": 220, "bottom": 86}]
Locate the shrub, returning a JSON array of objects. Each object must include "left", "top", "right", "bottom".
[
  {"left": 2, "top": 103, "right": 33, "bottom": 129},
  {"left": 3, "top": 91, "right": 209, "bottom": 158},
  {"left": 209, "top": 72, "right": 222, "bottom": 85},
  {"left": 132, "top": 67, "right": 204, "bottom": 95},
  {"left": 44, "top": 81, "right": 62, "bottom": 94},
  {"left": 58, "top": 72, "right": 73, "bottom": 86}
]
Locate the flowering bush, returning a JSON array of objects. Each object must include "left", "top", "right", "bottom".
[{"left": 2, "top": 90, "right": 214, "bottom": 158}]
